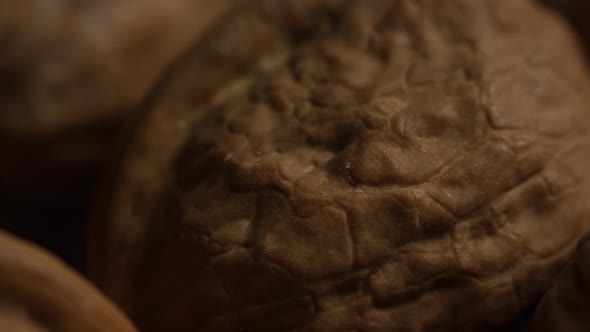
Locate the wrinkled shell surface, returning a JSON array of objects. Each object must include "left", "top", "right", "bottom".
[
  {"left": 0, "top": 231, "right": 137, "bottom": 332},
  {"left": 89, "top": 0, "right": 590, "bottom": 331}
]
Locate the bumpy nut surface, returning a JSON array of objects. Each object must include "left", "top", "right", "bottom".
[
  {"left": 88, "top": 0, "right": 590, "bottom": 331},
  {"left": 0, "top": 230, "right": 137, "bottom": 332}
]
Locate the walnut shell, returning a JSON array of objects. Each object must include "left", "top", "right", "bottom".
[
  {"left": 0, "top": 0, "right": 237, "bottom": 266},
  {"left": 0, "top": 0, "right": 238, "bottom": 196},
  {"left": 88, "top": 0, "right": 590, "bottom": 331},
  {"left": 0, "top": 230, "right": 136, "bottom": 332},
  {"left": 0, "top": 0, "right": 236, "bottom": 137}
]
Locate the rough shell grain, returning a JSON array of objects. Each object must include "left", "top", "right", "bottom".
[{"left": 88, "top": 0, "right": 590, "bottom": 331}]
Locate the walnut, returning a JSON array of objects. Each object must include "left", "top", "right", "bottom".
[
  {"left": 87, "top": 0, "right": 590, "bottom": 331},
  {"left": 0, "top": 0, "right": 237, "bottom": 266},
  {"left": 0, "top": 0, "right": 236, "bottom": 137},
  {"left": 0, "top": 0, "right": 237, "bottom": 194},
  {"left": 0, "top": 231, "right": 136, "bottom": 332}
]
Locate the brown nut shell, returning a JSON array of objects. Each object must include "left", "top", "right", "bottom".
[
  {"left": 0, "top": 230, "right": 137, "bottom": 332},
  {"left": 88, "top": 0, "right": 590, "bottom": 331},
  {"left": 0, "top": 0, "right": 238, "bottom": 138},
  {"left": 0, "top": 0, "right": 238, "bottom": 268}
]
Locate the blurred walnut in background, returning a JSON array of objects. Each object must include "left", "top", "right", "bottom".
[
  {"left": 0, "top": 230, "right": 137, "bottom": 332},
  {"left": 0, "top": 0, "right": 235, "bottom": 267},
  {"left": 1, "top": 0, "right": 235, "bottom": 137}
]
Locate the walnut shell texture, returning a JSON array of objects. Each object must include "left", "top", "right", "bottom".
[
  {"left": 88, "top": 0, "right": 590, "bottom": 331},
  {"left": 0, "top": 230, "right": 137, "bottom": 332}
]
